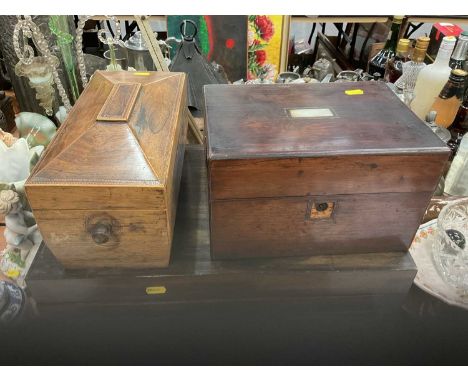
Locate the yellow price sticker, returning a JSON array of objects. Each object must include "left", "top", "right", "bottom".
[
  {"left": 345, "top": 89, "right": 364, "bottom": 95},
  {"left": 134, "top": 72, "right": 151, "bottom": 76},
  {"left": 145, "top": 286, "right": 167, "bottom": 295}
]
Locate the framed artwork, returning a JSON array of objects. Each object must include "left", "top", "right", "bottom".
[
  {"left": 167, "top": 15, "right": 248, "bottom": 82},
  {"left": 247, "top": 15, "right": 289, "bottom": 80}
]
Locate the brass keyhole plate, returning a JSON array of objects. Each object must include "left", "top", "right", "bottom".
[{"left": 306, "top": 201, "right": 336, "bottom": 220}]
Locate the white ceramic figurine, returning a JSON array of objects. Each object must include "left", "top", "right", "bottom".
[{"left": 0, "top": 189, "right": 40, "bottom": 261}]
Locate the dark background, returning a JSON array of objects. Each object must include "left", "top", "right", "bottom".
[{"left": 1, "top": 286, "right": 468, "bottom": 366}]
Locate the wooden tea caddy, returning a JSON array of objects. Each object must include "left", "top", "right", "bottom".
[{"left": 26, "top": 71, "right": 188, "bottom": 269}]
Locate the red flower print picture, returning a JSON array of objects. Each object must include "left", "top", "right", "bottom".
[
  {"left": 254, "top": 16, "right": 275, "bottom": 42},
  {"left": 255, "top": 50, "right": 267, "bottom": 66}
]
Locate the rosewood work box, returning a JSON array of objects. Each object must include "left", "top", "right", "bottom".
[
  {"left": 204, "top": 82, "right": 450, "bottom": 260},
  {"left": 26, "top": 71, "right": 188, "bottom": 269}
]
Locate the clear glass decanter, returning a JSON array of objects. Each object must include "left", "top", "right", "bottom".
[
  {"left": 394, "top": 36, "right": 430, "bottom": 106},
  {"left": 433, "top": 198, "right": 468, "bottom": 293}
]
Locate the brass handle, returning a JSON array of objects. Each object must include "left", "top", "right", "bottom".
[{"left": 91, "top": 222, "right": 112, "bottom": 244}]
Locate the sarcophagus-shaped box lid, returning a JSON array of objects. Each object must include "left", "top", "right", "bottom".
[{"left": 27, "top": 71, "right": 187, "bottom": 194}]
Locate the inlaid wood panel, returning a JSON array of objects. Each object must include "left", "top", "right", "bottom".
[{"left": 97, "top": 82, "right": 141, "bottom": 122}]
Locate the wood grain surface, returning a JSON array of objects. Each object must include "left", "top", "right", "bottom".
[
  {"left": 26, "top": 147, "right": 417, "bottom": 306},
  {"left": 33, "top": 209, "right": 170, "bottom": 269},
  {"left": 28, "top": 71, "right": 187, "bottom": 186},
  {"left": 97, "top": 82, "right": 141, "bottom": 122},
  {"left": 0, "top": 226, "right": 5, "bottom": 249},
  {"left": 205, "top": 81, "right": 449, "bottom": 259},
  {"left": 208, "top": 153, "right": 448, "bottom": 200},
  {"left": 205, "top": 81, "right": 449, "bottom": 160},
  {"left": 210, "top": 191, "right": 432, "bottom": 259},
  {"left": 25, "top": 71, "right": 188, "bottom": 269}
]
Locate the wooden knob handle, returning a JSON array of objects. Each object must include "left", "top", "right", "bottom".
[
  {"left": 85, "top": 213, "right": 121, "bottom": 248},
  {"left": 91, "top": 222, "right": 112, "bottom": 244}
]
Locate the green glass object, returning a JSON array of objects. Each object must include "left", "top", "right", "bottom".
[
  {"left": 49, "top": 15, "right": 80, "bottom": 103},
  {"left": 15, "top": 111, "right": 57, "bottom": 148}
]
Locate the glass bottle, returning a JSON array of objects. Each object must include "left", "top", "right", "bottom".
[
  {"left": 447, "top": 90, "right": 468, "bottom": 159},
  {"left": 368, "top": 16, "right": 404, "bottom": 77},
  {"left": 444, "top": 134, "right": 468, "bottom": 196},
  {"left": 384, "top": 38, "right": 410, "bottom": 83},
  {"left": 411, "top": 36, "right": 457, "bottom": 120},
  {"left": 394, "top": 36, "right": 430, "bottom": 105},
  {"left": 429, "top": 69, "right": 467, "bottom": 128},
  {"left": 449, "top": 31, "right": 468, "bottom": 70}
]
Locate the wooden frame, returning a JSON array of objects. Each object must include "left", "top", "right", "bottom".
[{"left": 279, "top": 16, "right": 292, "bottom": 73}]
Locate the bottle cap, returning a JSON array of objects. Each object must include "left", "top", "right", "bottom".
[
  {"left": 449, "top": 69, "right": 468, "bottom": 83},
  {"left": 397, "top": 38, "right": 410, "bottom": 52},
  {"left": 437, "top": 36, "right": 457, "bottom": 58},
  {"left": 457, "top": 32, "right": 468, "bottom": 43},
  {"left": 393, "top": 16, "right": 404, "bottom": 23},
  {"left": 412, "top": 37, "right": 430, "bottom": 62},
  {"left": 451, "top": 69, "right": 468, "bottom": 78},
  {"left": 442, "top": 36, "right": 457, "bottom": 45},
  {"left": 415, "top": 36, "right": 430, "bottom": 49}
]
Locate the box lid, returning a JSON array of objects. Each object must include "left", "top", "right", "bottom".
[
  {"left": 205, "top": 82, "right": 449, "bottom": 161},
  {"left": 28, "top": 71, "right": 186, "bottom": 188},
  {"left": 432, "top": 22, "right": 463, "bottom": 38}
]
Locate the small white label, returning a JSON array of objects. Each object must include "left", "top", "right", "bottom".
[{"left": 288, "top": 108, "right": 334, "bottom": 118}]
